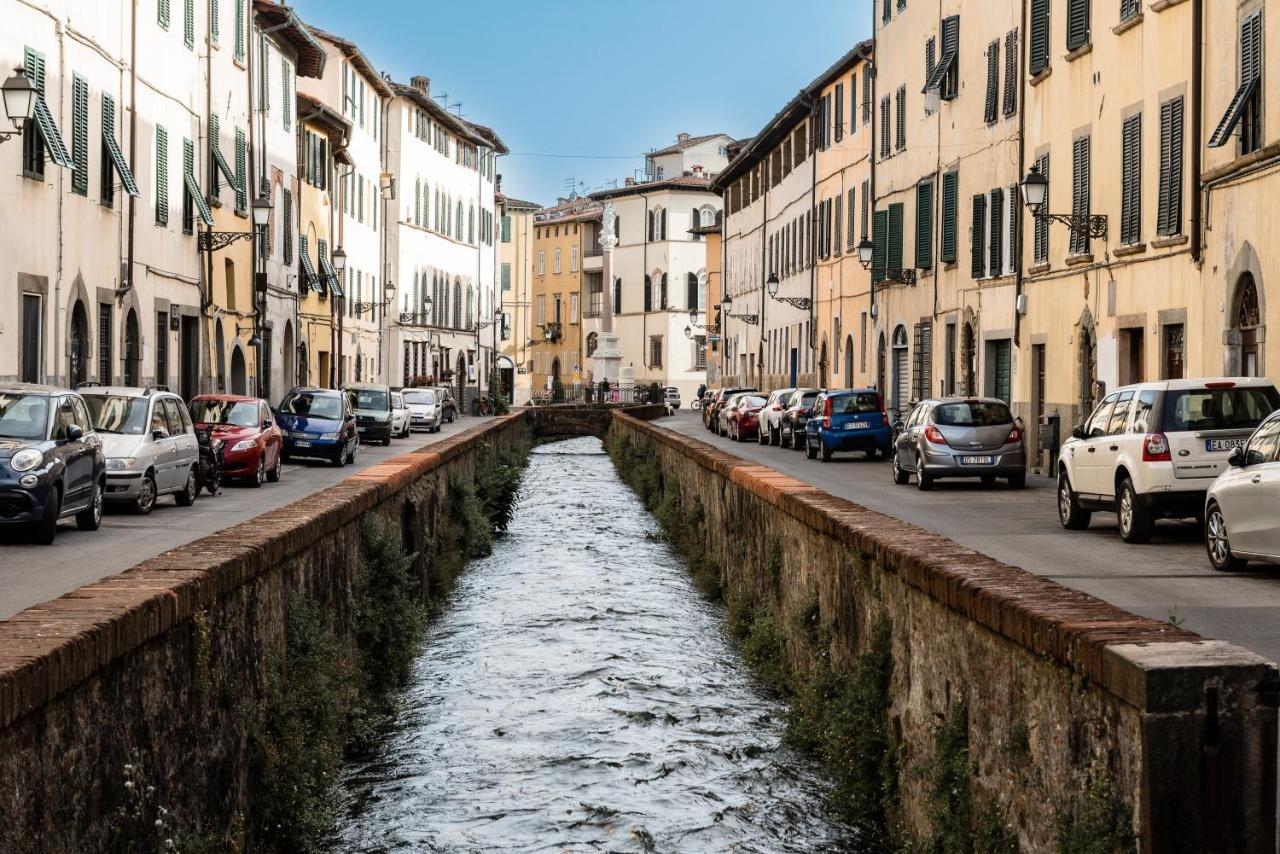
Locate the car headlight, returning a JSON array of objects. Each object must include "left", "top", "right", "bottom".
[
  {"left": 319, "top": 432, "right": 340, "bottom": 440},
  {"left": 10, "top": 448, "right": 43, "bottom": 473},
  {"left": 375, "top": 413, "right": 390, "bottom": 422},
  {"left": 231, "top": 439, "right": 256, "bottom": 452},
  {"left": 106, "top": 457, "right": 139, "bottom": 472}
]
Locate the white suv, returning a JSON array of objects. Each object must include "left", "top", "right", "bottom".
[{"left": 1057, "top": 378, "right": 1280, "bottom": 543}]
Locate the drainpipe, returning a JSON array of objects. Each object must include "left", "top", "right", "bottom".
[
  {"left": 1014, "top": 0, "right": 1029, "bottom": 348},
  {"left": 1191, "top": 0, "right": 1203, "bottom": 264},
  {"left": 758, "top": 161, "right": 768, "bottom": 385},
  {"left": 642, "top": 194, "right": 649, "bottom": 369},
  {"left": 868, "top": 4, "right": 879, "bottom": 367},
  {"left": 54, "top": 20, "right": 66, "bottom": 384},
  {"left": 125, "top": 0, "right": 137, "bottom": 308},
  {"left": 809, "top": 96, "right": 818, "bottom": 366}
]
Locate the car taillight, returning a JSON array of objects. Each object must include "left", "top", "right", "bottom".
[
  {"left": 1006, "top": 425, "right": 1022, "bottom": 444},
  {"left": 1143, "top": 433, "right": 1171, "bottom": 462},
  {"left": 1205, "top": 381, "right": 1236, "bottom": 389},
  {"left": 924, "top": 425, "right": 946, "bottom": 445},
  {"left": 773, "top": 404, "right": 782, "bottom": 411}
]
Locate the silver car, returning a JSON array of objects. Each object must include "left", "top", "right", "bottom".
[
  {"left": 892, "top": 397, "right": 1026, "bottom": 490},
  {"left": 1205, "top": 410, "right": 1280, "bottom": 571},
  {"left": 80, "top": 387, "right": 201, "bottom": 513},
  {"left": 390, "top": 392, "right": 411, "bottom": 438},
  {"left": 403, "top": 388, "right": 443, "bottom": 433}
]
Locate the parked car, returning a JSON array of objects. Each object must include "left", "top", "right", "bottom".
[
  {"left": 716, "top": 392, "right": 754, "bottom": 437},
  {"left": 781, "top": 388, "right": 822, "bottom": 449},
  {"left": 1205, "top": 410, "right": 1280, "bottom": 571},
  {"left": 276, "top": 387, "right": 359, "bottom": 467},
  {"left": 80, "top": 386, "right": 200, "bottom": 514},
  {"left": 188, "top": 395, "right": 283, "bottom": 486},
  {"left": 728, "top": 394, "right": 768, "bottom": 442},
  {"left": 804, "top": 389, "right": 893, "bottom": 462},
  {"left": 708, "top": 388, "right": 756, "bottom": 434},
  {"left": 345, "top": 383, "right": 394, "bottom": 446},
  {"left": 758, "top": 387, "right": 797, "bottom": 446},
  {"left": 663, "top": 386, "right": 682, "bottom": 414},
  {"left": 431, "top": 386, "right": 459, "bottom": 423},
  {"left": 1057, "top": 378, "right": 1280, "bottom": 543},
  {"left": 892, "top": 397, "right": 1026, "bottom": 490},
  {"left": 390, "top": 392, "right": 411, "bottom": 438},
  {"left": 0, "top": 385, "right": 105, "bottom": 543},
  {"left": 403, "top": 388, "right": 443, "bottom": 433}
]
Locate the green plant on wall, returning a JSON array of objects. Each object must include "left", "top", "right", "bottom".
[{"left": 1055, "top": 767, "right": 1137, "bottom": 854}]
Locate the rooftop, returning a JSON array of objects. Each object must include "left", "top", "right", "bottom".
[
  {"left": 590, "top": 173, "right": 718, "bottom": 202},
  {"left": 648, "top": 132, "right": 730, "bottom": 157},
  {"left": 253, "top": 1, "right": 326, "bottom": 79}
]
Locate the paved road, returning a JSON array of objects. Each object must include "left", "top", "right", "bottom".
[
  {"left": 664, "top": 410, "right": 1280, "bottom": 665},
  {"left": 0, "top": 417, "right": 490, "bottom": 620}
]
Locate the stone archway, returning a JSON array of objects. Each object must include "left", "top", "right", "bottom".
[
  {"left": 282, "top": 321, "right": 296, "bottom": 390},
  {"left": 123, "top": 309, "right": 140, "bottom": 387},
  {"left": 1230, "top": 273, "right": 1263, "bottom": 377},
  {"left": 68, "top": 300, "right": 89, "bottom": 388},
  {"left": 960, "top": 308, "right": 978, "bottom": 396},
  {"left": 230, "top": 346, "right": 247, "bottom": 395},
  {"left": 819, "top": 338, "right": 829, "bottom": 388},
  {"left": 844, "top": 334, "right": 854, "bottom": 382},
  {"left": 455, "top": 351, "right": 466, "bottom": 409},
  {"left": 876, "top": 332, "right": 887, "bottom": 395},
  {"left": 1077, "top": 307, "right": 1098, "bottom": 420}
]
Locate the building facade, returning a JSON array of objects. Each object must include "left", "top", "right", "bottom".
[
  {"left": 496, "top": 191, "right": 539, "bottom": 405},
  {"left": 529, "top": 197, "right": 601, "bottom": 395}
]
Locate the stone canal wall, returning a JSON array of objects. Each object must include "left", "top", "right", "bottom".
[
  {"left": 610, "top": 412, "right": 1279, "bottom": 853},
  {"left": 0, "top": 414, "right": 530, "bottom": 852}
]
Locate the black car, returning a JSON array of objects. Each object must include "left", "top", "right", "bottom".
[
  {"left": 344, "top": 383, "right": 393, "bottom": 446},
  {"left": 0, "top": 385, "right": 106, "bottom": 544}
]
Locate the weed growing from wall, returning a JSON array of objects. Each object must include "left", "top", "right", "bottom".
[{"left": 1054, "top": 768, "right": 1137, "bottom": 854}]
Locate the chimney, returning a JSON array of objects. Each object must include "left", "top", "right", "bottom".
[
  {"left": 624, "top": 177, "right": 635, "bottom": 187},
  {"left": 410, "top": 75, "right": 431, "bottom": 97},
  {"left": 677, "top": 132, "right": 690, "bottom": 143},
  {"left": 692, "top": 164, "right": 704, "bottom": 174}
]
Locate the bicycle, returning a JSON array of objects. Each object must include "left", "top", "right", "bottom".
[{"left": 691, "top": 398, "right": 704, "bottom": 411}]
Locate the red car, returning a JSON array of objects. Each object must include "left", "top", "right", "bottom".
[
  {"left": 727, "top": 394, "right": 768, "bottom": 442},
  {"left": 188, "top": 395, "right": 283, "bottom": 486}
]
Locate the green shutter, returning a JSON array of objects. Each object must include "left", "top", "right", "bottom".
[
  {"left": 915, "top": 181, "right": 933, "bottom": 268},
  {"left": 887, "top": 203, "right": 904, "bottom": 271},
  {"left": 1158, "top": 98, "right": 1185, "bottom": 236},
  {"left": 1029, "top": 0, "right": 1049, "bottom": 75},
  {"left": 234, "top": 0, "right": 245, "bottom": 62},
  {"left": 25, "top": 47, "right": 74, "bottom": 171},
  {"left": 101, "top": 94, "right": 140, "bottom": 198},
  {"left": 234, "top": 127, "right": 246, "bottom": 212},
  {"left": 182, "top": 137, "right": 213, "bottom": 225},
  {"left": 211, "top": 0, "right": 219, "bottom": 43},
  {"left": 282, "top": 60, "right": 292, "bottom": 130},
  {"left": 1067, "top": 0, "right": 1090, "bottom": 52},
  {"left": 156, "top": 125, "right": 169, "bottom": 225},
  {"left": 158, "top": 0, "right": 170, "bottom": 30},
  {"left": 184, "top": 0, "right": 193, "bottom": 48},
  {"left": 283, "top": 188, "right": 293, "bottom": 263},
  {"left": 1121, "top": 114, "right": 1141, "bottom": 245},
  {"left": 940, "top": 171, "right": 958, "bottom": 262},
  {"left": 971, "top": 194, "right": 986, "bottom": 278},
  {"left": 872, "top": 210, "right": 888, "bottom": 284},
  {"left": 71, "top": 74, "right": 88, "bottom": 195},
  {"left": 261, "top": 40, "right": 270, "bottom": 113},
  {"left": 24, "top": 47, "right": 46, "bottom": 92},
  {"left": 989, "top": 188, "right": 1004, "bottom": 275}
]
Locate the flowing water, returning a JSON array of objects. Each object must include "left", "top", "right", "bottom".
[{"left": 333, "top": 436, "right": 859, "bottom": 852}]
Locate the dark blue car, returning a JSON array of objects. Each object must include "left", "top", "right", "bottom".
[
  {"left": 0, "top": 385, "right": 106, "bottom": 543},
  {"left": 804, "top": 389, "right": 893, "bottom": 462},
  {"left": 275, "top": 387, "right": 359, "bottom": 467}
]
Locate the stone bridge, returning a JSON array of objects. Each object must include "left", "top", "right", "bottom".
[{"left": 524, "top": 403, "right": 666, "bottom": 439}]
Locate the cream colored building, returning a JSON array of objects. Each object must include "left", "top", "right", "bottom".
[
  {"left": 497, "top": 191, "right": 540, "bottom": 404},
  {"left": 529, "top": 198, "right": 601, "bottom": 395}
]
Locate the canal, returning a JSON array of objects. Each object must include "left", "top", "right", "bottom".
[{"left": 332, "top": 436, "right": 859, "bottom": 851}]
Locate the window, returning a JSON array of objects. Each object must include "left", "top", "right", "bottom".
[
  {"left": 234, "top": 127, "right": 247, "bottom": 214},
  {"left": 184, "top": 0, "right": 194, "bottom": 49},
  {"left": 984, "top": 40, "right": 1000, "bottom": 125},
  {"left": 1066, "top": 0, "right": 1090, "bottom": 52},
  {"left": 915, "top": 180, "right": 933, "bottom": 268},
  {"left": 879, "top": 96, "right": 891, "bottom": 158},
  {"left": 1086, "top": 393, "right": 1118, "bottom": 437},
  {"left": 1158, "top": 97, "right": 1185, "bottom": 236},
  {"left": 694, "top": 336, "right": 707, "bottom": 370},
  {"left": 537, "top": 250, "right": 545, "bottom": 276},
  {"left": 155, "top": 125, "right": 169, "bottom": 225},
  {"left": 24, "top": 48, "right": 73, "bottom": 179},
  {"left": 1120, "top": 113, "right": 1142, "bottom": 245},
  {"left": 71, "top": 74, "right": 88, "bottom": 195},
  {"left": 649, "top": 336, "right": 663, "bottom": 368},
  {"left": 501, "top": 263, "right": 512, "bottom": 292},
  {"left": 20, "top": 294, "right": 41, "bottom": 383},
  {"left": 1107, "top": 390, "right": 1136, "bottom": 435},
  {"left": 570, "top": 293, "right": 579, "bottom": 323},
  {"left": 1131, "top": 390, "right": 1158, "bottom": 433},
  {"left": 1029, "top": 0, "right": 1050, "bottom": 75},
  {"left": 553, "top": 248, "right": 561, "bottom": 274},
  {"left": 1003, "top": 30, "right": 1018, "bottom": 117},
  {"left": 971, "top": 194, "right": 986, "bottom": 278},
  {"left": 570, "top": 245, "right": 579, "bottom": 272},
  {"left": 1121, "top": 0, "right": 1140, "bottom": 22},
  {"left": 1033, "top": 153, "right": 1049, "bottom": 263},
  {"left": 535, "top": 294, "right": 545, "bottom": 326},
  {"left": 989, "top": 188, "right": 1005, "bottom": 275},
  {"left": 283, "top": 188, "right": 293, "bottom": 263},
  {"left": 834, "top": 83, "right": 844, "bottom": 142},
  {"left": 1213, "top": 12, "right": 1264, "bottom": 154},
  {"left": 158, "top": 0, "right": 170, "bottom": 29},
  {"left": 1070, "top": 135, "right": 1091, "bottom": 255},
  {"left": 894, "top": 86, "right": 906, "bottom": 151},
  {"left": 862, "top": 70, "right": 872, "bottom": 125},
  {"left": 940, "top": 171, "right": 958, "bottom": 263},
  {"left": 234, "top": 0, "right": 245, "bottom": 62}
]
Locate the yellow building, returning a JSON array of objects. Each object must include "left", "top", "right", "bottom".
[
  {"left": 529, "top": 198, "right": 601, "bottom": 396},
  {"left": 497, "top": 191, "right": 540, "bottom": 404},
  {"left": 695, "top": 218, "right": 723, "bottom": 386},
  {"left": 295, "top": 93, "right": 349, "bottom": 388}
]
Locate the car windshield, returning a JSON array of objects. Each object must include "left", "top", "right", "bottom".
[
  {"left": 190, "top": 399, "right": 259, "bottom": 427},
  {"left": 934, "top": 401, "right": 1013, "bottom": 427},
  {"left": 353, "top": 389, "right": 389, "bottom": 410},
  {"left": 742, "top": 395, "right": 767, "bottom": 408},
  {"left": 1163, "top": 385, "right": 1280, "bottom": 432},
  {"left": 795, "top": 392, "right": 819, "bottom": 409},
  {"left": 830, "top": 393, "right": 880, "bottom": 415},
  {"left": 403, "top": 390, "right": 437, "bottom": 405},
  {"left": 0, "top": 393, "right": 50, "bottom": 440},
  {"left": 279, "top": 392, "right": 343, "bottom": 420},
  {"left": 82, "top": 394, "right": 148, "bottom": 435},
  {"left": 392, "top": 393, "right": 404, "bottom": 409}
]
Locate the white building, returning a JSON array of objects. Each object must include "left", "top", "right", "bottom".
[
  {"left": 589, "top": 133, "right": 731, "bottom": 401},
  {"left": 385, "top": 75, "right": 503, "bottom": 406}
]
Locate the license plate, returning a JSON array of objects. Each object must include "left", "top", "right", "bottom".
[
  {"left": 358, "top": 426, "right": 369, "bottom": 433},
  {"left": 1206, "top": 438, "right": 1246, "bottom": 452},
  {"left": 294, "top": 440, "right": 311, "bottom": 448},
  {"left": 960, "top": 456, "right": 993, "bottom": 465},
  {"left": 847, "top": 421, "right": 870, "bottom": 431}
]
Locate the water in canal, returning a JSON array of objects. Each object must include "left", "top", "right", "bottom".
[{"left": 333, "top": 437, "right": 858, "bottom": 852}]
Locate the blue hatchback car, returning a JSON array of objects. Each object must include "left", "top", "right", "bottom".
[
  {"left": 804, "top": 389, "right": 893, "bottom": 462},
  {"left": 275, "top": 387, "right": 359, "bottom": 467}
]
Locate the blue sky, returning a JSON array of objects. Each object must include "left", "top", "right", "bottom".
[{"left": 297, "top": 0, "right": 872, "bottom": 206}]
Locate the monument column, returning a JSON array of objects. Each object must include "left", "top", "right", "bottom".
[{"left": 593, "top": 202, "right": 623, "bottom": 385}]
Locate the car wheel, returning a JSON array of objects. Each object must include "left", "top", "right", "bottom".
[
  {"left": 346, "top": 445, "right": 357, "bottom": 465},
  {"left": 135, "top": 473, "right": 158, "bottom": 515},
  {"left": 175, "top": 467, "right": 198, "bottom": 507},
  {"left": 892, "top": 452, "right": 911, "bottom": 485},
  {"left": 1008, "top": 472, "right": 1027, "bottom": 489},
  {"left": 1057, "top": 471, "right": 1092, "bottom": 530},
  {"left": 981, "top": 475, "right": 997, "bottom": 487},
  {"left": 1206, "top": 503, "right": 1247, "bottom": 572},
  {"left": 1117, "top": 477, "right": 1154, "bottom": 544},
  {"left": 249, "top": 456, "right": 266, "bottom": 488},
  {"left": 33, "top": 487, "right": 60, "bottom": 544},
  {"left": 267, "top": 454, "right": 282, "bottom": 483},
  {"left": 820, "top": 438, "right": 833, "bottom": 462},
  {"left": 771, "top": 425, "right": 781, "bottom": 446},
  {"left": 758, "top": 426, "right": 768, "bottom": 445},
  {"left": 864, "top": 448, "right": 879, "bottom": 460},
  {"left": 76, "top": 479, "right": 104, "bottom": 531},
  {"left": 334, "top": 449, "right": 347, "bottom": 468},
  {"left": 805, "top": 437, "right": 818, "bottom": 460},
  {"left": 916, "top": 456, "right": 934, "bottom": 491}
]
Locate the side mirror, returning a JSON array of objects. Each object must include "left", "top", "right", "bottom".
[
  {"left": 1228, "top": 446, "right": 1247, "bottom": 468},
  {"left": 1071, "top": 424, "right": 1088, "bottom": 441},
  {"left": 262, "top": 419, "right": 273, "bottom": 429},
  {"left": 65, "top": 424, "right": 84, "bottom": 443},
  {"left": 152, "top": 428, "right": 169, "bottom": 441},
  {"left": 892, "top": 420, "right": 905, "bottom": 434}
]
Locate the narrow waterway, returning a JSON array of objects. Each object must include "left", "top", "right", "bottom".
[{"left": 333, "top": 436, "right": 859, "bottom": 852}]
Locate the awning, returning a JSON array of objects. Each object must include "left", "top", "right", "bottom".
[
  {"left": 299, "top": 235, "right": 320, "bottom": 294},
  {"left": 32, "top": 97, "right": 73, "bottom": 169},
  {"left": 184, "top": 170, "right": 213, "bottom": 225}
]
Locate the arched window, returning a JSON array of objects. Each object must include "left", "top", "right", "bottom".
[
  {"left": 468, "top": 206, "right": 475, "bottom": 244},
  {"left": 1236, "top": 274, "right": 1261, "bottom": 377},
  {"left": 686, "top": 272, "right": 698, "bottom": 310},
  {"left": 466, "top": 286, "right": 474, "bottom": 329},
  {"left": 700, "top": 206, "right": 716, "bottom": 227},
  {"left": 123, "top": 310, "right": 140, "bottom": 387},
  {"left": 660, "top": 272, "right": 668, "bottom": 309},
  {"left": 69, "top": 301, "right": 89, "bottom": 387},
  {"left": 453, "top": 278, "right": 462, "bottom": 328},
  {"left": 644, "top": 274, "right": 653, "bottom": 312},
  {"left": 456, "top": 201, "right": 464, "bottom": 238},
  {"left": 414, "top": 178, "right": 421, "bottom": 226}
]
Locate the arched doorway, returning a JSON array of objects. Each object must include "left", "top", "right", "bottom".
[
  {"left": 68, "top": 301, "right": 89, "bottom": 387},
  {"left": 230, "top": 346, "right": 247, "bottom": 395},
  {"left": 215, "top": 320, "right": 227, "bottom": 391},
  {"left": 891, "top": 325, "right": 909, "bottom": 417},
  {"left": 876, "top": 332, "right": 887, "bottom": 396},
  {"left": 123, "top": 310, "right": 140, "bottom": 387},
  {"left": 844, "top": 335, "right": 855, "bottom": 383},
  {"left": 819, "top": 339, "right": 829, "bottom": 388},
  {"left": 1078, "top": 314, "right": 1098, "bottom": 418},
  {"left": 282, "top": 321, "right": 295, "bottom": 390},
  {"left": 961, "top": 321, "right": 977, "bottom": 396},
  {"left": 586, "top": 332, "right": 598, "bottom": 357},
  {"left": 1233, "top": 274, "right": 1262, "bottom": 377},
  {"left": 455, "top": 351, "right": 466, "bottom": 410},
  {"left": 297, "top": 341, "right": 308, "bottom": 388}
]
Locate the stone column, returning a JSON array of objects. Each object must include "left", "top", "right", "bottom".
[{"left": 593, "top": 202, "right": 623, "bottom": 385}]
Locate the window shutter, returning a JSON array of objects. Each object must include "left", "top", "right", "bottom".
[
  {"left": 156, "top": 125, "right": 169, "bottom": 225},
  {"left": 234, "top": 0, "right": 245, "bottom": 62},
  {"left": 283, "top": 188, "right": 293, "bottom": 263},
  {"left": 1208, "top": 13, "right": 1262, "bottom": 147},
  {"left": 835, "top": 84, "right": 844, "bottom": 142},
  {"left": 862, "top": 70, "right": 872, "bottom": 124},
  {"left": 1029, "top": 0, "right": 1050, "bottom": 75},
  {"left": 861, "top": 179, "right": 870, "bottom": 238},
  {"left": 184, "top": 0, "right": 193, "bottom": 48},
  {"left": 1066, "top": 0, "right": 1090, "bottom": 52},
  {"left": 847, "top": 188, "right": 856, "bottom": 249},
  {"left": 211, "top": 0, "right": 219, "bottom": 42},
  {"left": 887, "top": 202, "right": 904, "bottom": 271},
  {"left": 1070, "top": 136, "right": 1091, "bottom": 254},
  {"left": 260, "top": 40, "right": 270, "bottom": 113},
  {"left": 1120, "top": 113, "right": 1141, "bottom": 245},
  {"left": 71, "top": 75, "right": 88, "bottom": 195},
  {"left": 661, "top": 209, "right": 668, "bottom": 240},
  {"left": 850, "top": 73, "right": 858, "bottom": 134},
  {"left": 234, "top": 127, "right": 246, "bottom": 212},
  {"left": 926, "top": 36, "right": 936, "bottom": 82},
  {"left": 985, "top": 40, "right": 1000, "bottom": 124},
  {"left": 834, "top": 196, "right": 843, "bottom": 256},
  {"left": 895, "top": 87, "right": 905, "bottom": 150},
  {"left": 644, "top": 275, "right": 652, "bottom": 312},
  {"left": 159, "top": 0, "right": 170, "bottom": 29},
  {"left": 872, "top": 209, "right": 888, "bottom": 284},
  {"left": 1002, "top": 30, "right": 1018, "bottom": 116},
  {"left": 1033, "top": 153, "right": 1050, "bottom": 263},
  {"left": 880, "top": 96, "right": 890, "bottom": 157},
  {"left": 989, "top": 188, "right": 1004, "bottom": 276},
  {"left": 971, "top": 194, "right": 986, "bottom": 278},
  {"left": 915, "top": 181, "right": 933, "bottom": 268},
  {"left": 647, "top": 210, "right": 654, "bottom": 241},
  {"left": 1158, "top": 97, "right": 1184, "bottom": 236},
  {"left": 283, "top": 61, "right": 292, "bottom": 130},
  {"left": 941, "top": 171, "right": 958, "bottom": 263}
]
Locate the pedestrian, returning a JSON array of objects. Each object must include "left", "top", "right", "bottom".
[{"left": 697, "top": 383, "right": 707, "bottom": 401}]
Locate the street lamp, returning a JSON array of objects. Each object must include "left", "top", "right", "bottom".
[
  {"left": 857, "top": 238, "right": 874, "bottom": 267},
  {"left": 855, "top": 238, "right": 916, "bottom": 285},
  {"left": 331, "top": 246, "right": 347, "bottom": 275},
  {"left": 251, "top": 193, "right": 272, "bottom": 229},
  {"left": 384, "top": 281, "right": 395, "bottom": 303},
  {"left": 0, "top": 70, "right": 37, "bottom": 141},
  {"left": 1018, "top": 165, "right": 1107, "bottom": 240},
  {"left": 766, "top": 272, "right": 779, "bottom": 298},
  {"left": 1019, "top": 165, "right": 1048, "bottom": 212},
  {"left": 766, "top": 270, "right": 812, "bottom": 310}
]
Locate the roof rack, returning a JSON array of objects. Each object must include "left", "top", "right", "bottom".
[
  {"left": 75, "top": 381, "right": 105, "bottom": 389},
  {"left": 143, "top": 385, "right": 171, "bottom": 396}
]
